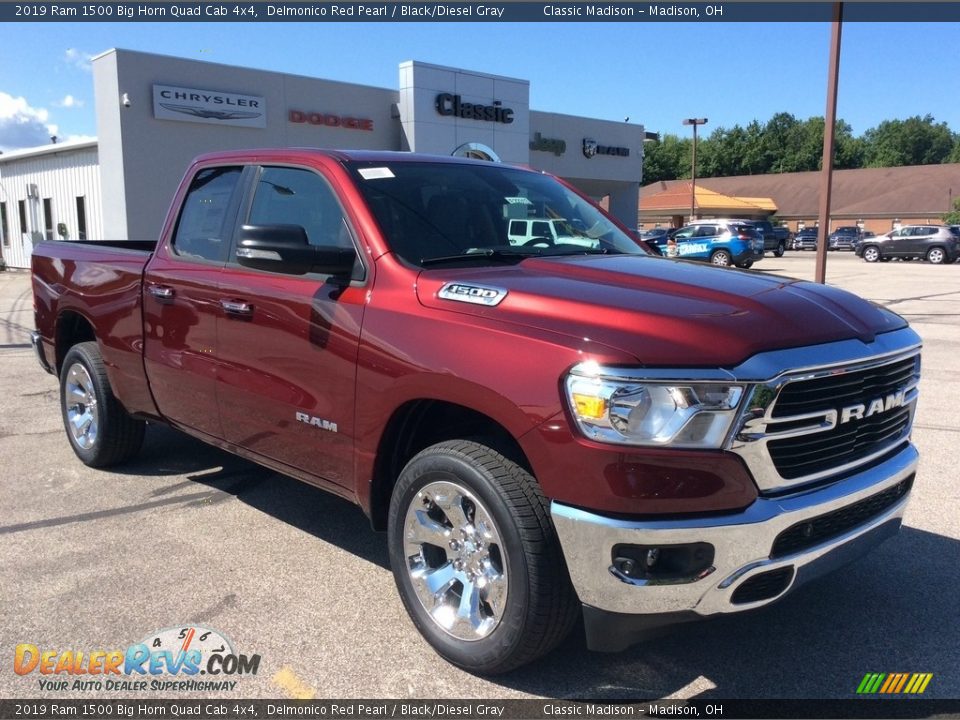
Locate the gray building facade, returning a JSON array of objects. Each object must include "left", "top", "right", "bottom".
[{"left": 93, "top": 49, "right": 646, "bottom": 240}]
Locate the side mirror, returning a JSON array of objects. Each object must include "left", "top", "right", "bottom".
[{"left": 236, "top": 224, "right": 356, "bottom": 277}]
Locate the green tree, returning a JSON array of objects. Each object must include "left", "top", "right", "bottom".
[
  {"left": 943, "top": 197, "right": 960, "bottom": 225},
  {"left": 948, "top": 139, "right": 960, "bottom": 164},
  {"left": 642, "top": 134, "right": 691, "bottom": 184},
  {"left": 861, "top": 115, "right": 956, "bottom": 167}
]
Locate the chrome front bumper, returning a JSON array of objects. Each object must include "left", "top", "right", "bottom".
[{"left": 552, "top": 443, "right": 918, "bottom": 618}]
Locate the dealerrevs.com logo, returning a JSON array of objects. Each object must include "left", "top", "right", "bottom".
[{"left": 14, "top": 626, "right": 260, "bottom": 692}]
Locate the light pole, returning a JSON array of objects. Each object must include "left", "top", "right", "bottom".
[{"left": 683, "top": 118, "right": 708, "bottom": 222}]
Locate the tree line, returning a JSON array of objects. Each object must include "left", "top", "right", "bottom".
[{"left": 643, "top": 113, "right": 959, "bottom": 185}]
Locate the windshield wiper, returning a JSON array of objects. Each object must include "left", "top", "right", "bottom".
[{"left": 420, "top": 248, "right": 544, "bottom": 267}]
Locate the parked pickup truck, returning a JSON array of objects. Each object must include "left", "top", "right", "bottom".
[
  {"left": 747, "top": 219, "right": 792, "bottom": 257},
  {"left": 32, "top": 149, "right": 921, "bottom": 674}
]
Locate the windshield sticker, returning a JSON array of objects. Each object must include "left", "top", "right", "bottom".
[
  {"left": 505, "top": 197, "right": 533, "bottom": 205},
  {"left": 358, "top": 167, "right": 395, "bottom": 180}
]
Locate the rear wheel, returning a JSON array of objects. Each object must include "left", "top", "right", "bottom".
[
  {"left": 862, "top": 246, "right": 881, "bottom": 263},
  {"left": 926, "top": 247, "right": 946, "bottom": 264},
  {"left": 60, "top": 342, "right": 145, "bottom": 467},
  {"left": 774, "top": 241, "right": 785, "bottom": 258},
  {"left": 710, "top": 250, "right": 732, "bottom": 267},
  {"left": 388, "top": 440, "right": 578, "bottom": 674}
]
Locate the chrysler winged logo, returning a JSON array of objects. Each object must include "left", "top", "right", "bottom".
[
  {"left": 839, "top": 389, "right": 906, "bottom": 424},
  {"left": 582, "top": 138, "right": 598, "bottom": 159},
  {"left": 159, "top": 103, "right": 262, "bottom": 122}
]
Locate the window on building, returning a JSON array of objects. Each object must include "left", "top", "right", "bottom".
[
  {"left": 172, "top": 166, "right": 242, "bottom": 262},
  {"left": 76, "top": 197, "right": 87, "bottom": 240},
  {"left": 43, "top": 198, "right": 53, "bottom": 241},
  {"left": 18, "top": 200, "right": 27, "bottom": 237},
  {"left": 0, "top": 203, "right": 9, "bottom": 247}
]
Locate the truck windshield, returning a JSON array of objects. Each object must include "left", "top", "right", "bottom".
[{"left": 345, "top": 160, "right": 644, "bottom": 267}]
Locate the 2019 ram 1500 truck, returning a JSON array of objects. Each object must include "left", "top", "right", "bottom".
[{"left": 31, "top": 149, "right": 921, "bottom": 674}]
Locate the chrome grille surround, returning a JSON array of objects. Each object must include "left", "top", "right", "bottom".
[{"left": 727, "top": 332, "right": 921, "bottom": 494}]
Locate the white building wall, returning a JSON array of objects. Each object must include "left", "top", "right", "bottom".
[{"left": 0, "top": 143, "right": 102, "bottom": 268}]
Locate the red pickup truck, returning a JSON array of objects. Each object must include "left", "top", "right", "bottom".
[{"left": 31, "top": 149, "right": 921, "bottom": 673}]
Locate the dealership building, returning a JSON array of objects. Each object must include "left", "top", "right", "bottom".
[{"left": 0, "top": 49, "right": 648, "bottom": 268}]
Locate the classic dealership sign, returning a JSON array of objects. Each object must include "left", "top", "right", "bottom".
[
  {"left": 435, "top": 93, "right": 514, "bottom": 124},
  {"left": 153, "top": 84, "right": 266, "bottom": 128}
]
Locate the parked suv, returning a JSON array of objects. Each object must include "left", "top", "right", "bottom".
[
  {"left": 856, "top": 225, "right": 960, "bottom": 264},
  {"left": 507, "top": 218, "right": 594, "bottom": 248},
  {"left": 671, "top": 221, "right": 764, "bottom": 268}
]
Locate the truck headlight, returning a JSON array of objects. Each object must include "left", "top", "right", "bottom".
[{"left": 564, "top": 363, "right": 744, "bottom": 448}]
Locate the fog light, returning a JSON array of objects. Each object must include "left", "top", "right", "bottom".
[{"left": 612, "top": 543, "right": 715, "bottom": 584}]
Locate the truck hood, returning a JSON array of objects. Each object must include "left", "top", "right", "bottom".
[{"left": 415, "top": 254, "right": 907, "bottom": 368}]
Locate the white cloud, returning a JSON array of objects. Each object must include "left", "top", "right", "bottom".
[
  {"left": 64, "top": 48, "right": 94, "bottom": 73},
  {"left": 0, "top": 92, "right": 58, "bottom": 152},
  {"left": 56, "top": 94, "right": 84, "bottom": 109}
]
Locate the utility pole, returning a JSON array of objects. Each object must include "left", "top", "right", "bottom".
[
  {"left": 682, "top": 118, "right": 708, "bottom": 222},
  {"left": 815, "top": 3, "right": 843, "bottom": 284}
]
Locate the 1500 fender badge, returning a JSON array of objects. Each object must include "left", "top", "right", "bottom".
[{"left": 438, "top": 283, "right": 508, "bottom": 307}]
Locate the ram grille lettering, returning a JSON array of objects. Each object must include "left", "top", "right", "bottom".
[{"left": 839, "top": 390, "right": 906, "bottom": 424}]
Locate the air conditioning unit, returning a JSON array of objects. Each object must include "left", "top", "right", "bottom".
[{"left": 26, "top": 184, "right": 39, "bottom": 199}]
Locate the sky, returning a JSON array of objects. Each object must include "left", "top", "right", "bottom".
[{"left": 1, "top": 17, "right": 958, "bottom": 152}]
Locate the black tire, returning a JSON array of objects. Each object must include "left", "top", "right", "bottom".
[
  {"left": 710, "top": 250, "right": 732, "bottom": 267},
  {"left": 926, "top": 247, "right": 946, "bottom": 265},
  {"left": 735, "top": 260, "right": 753, "bottom": 269},
  {"left": 60, "top": 341, "right": 145, "bottom": 467},
  {"left": 774, "top": 242, "right": 785, "bottom": 258},
  {"left": 387, "top": 439, "right": 578, "bottom": 674}
]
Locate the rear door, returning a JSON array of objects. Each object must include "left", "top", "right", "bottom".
[
  {"left": 215, "top": 164, "right": 368, "bottom": 488},
  {"left": 143, "top": 165, "right": 244, "bottom": 438}
]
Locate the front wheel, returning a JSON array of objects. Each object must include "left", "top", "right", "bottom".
[
  {"left": 862, "top": 246, "right": 881, "bottom": 263},
  {"left": 388, "top": 440, "right": 578, "bottom": 674},
  {"left": 60, "top": 341, "right": 145, "bottom": 467},
  {"left": 710, "top": 250, "right": 732, "bottom": 267},
  {"left": 735, "top": 260, "right": 753, "bottom": 269},
  {"left": 774, "top": 242, "right": 785, "bottom": 257},
  {"left": 926, "top": 247, "right": 946, "bottom": 264}
]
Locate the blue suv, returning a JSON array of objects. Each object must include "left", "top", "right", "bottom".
[{"left": 668, "top": 221, "right": 765, "bottom": 268}]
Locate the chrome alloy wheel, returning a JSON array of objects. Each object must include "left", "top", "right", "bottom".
[
  {"left": 64, "top": 362, "right": 99, "bottom": 450},
  {"left": 403, "top": 480, "right": 508, "bottom": 641}
]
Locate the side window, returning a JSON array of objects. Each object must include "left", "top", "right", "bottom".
[
  {"left": 248, "top": 166, "right": 355, "bottom": 251},
  {"left": 531, "top": 220, "right": 552, "bottom": 238},
  {"left": 509, "top": 220, "right": 527, "bottom": 236},
  {"left": 695, "top": 226, "right": 717, "bottom": 238},
  {"left": 673, "top": 227, "right": 695, "bottom": 241},
  {"left": 172, "top": 167, "right": 242, "bottom": 262}
]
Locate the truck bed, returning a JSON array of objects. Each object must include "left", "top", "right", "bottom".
[{"left": 31, "top": 239, "right": 158, "bottom": 417}]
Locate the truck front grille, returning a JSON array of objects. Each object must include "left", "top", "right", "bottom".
[
  {"left": 766, "top": 355, "right": 918, "bottom": 480},
  {"left": 771, "top": 357, "right": 917, "bottom": 419},
  {"left": 771, "top": 475, "right": 913, "bottom": 559}
]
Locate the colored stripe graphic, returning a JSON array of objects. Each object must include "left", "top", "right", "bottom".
[{"left": 857, "top": 673, "right": 932, "bottom": 694}]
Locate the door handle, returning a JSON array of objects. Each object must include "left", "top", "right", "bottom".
[
  {"left": 148, "top": 285, "right": 175, "bottom": 301},
  {"left": 220, "top": 299, "right": 254, "bottom": 318}
]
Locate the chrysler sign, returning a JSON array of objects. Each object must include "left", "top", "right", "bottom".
[{"left": 152, "top": 85, "right": 266, "bottom": 128}]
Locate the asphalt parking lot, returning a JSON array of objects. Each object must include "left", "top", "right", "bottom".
[{"left": 1, "top": 251, "right": 957, "bottom": 701}]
